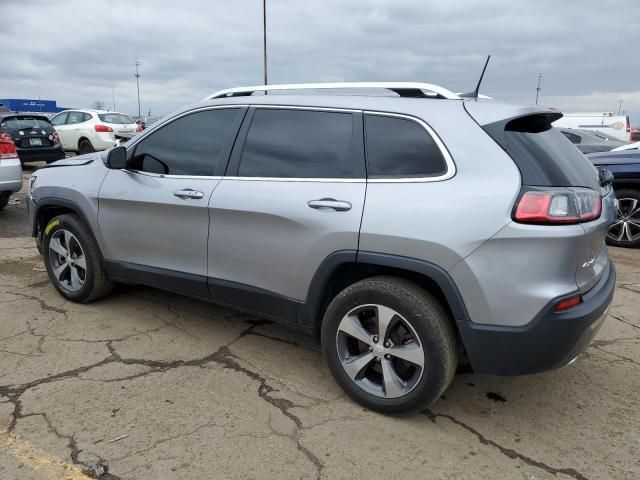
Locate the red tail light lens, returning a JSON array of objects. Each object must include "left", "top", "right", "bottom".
[
  {"left": 514, "top": 188, "right": 601, "bottom": 225},
  {"left": 94, "top": 124, "right": 113, "bottom": 132},
  {"left": 554, "top": 294, "right": 582, "bottom": 312},
  {"left": 0, "top": 133, "right": 18, "bottom": 161},
  {"left": 135, "top": 125, "right": 143, "bottom": 133},
  {"left": 51, "top": 131, "right": 60, "bottom": 145}
]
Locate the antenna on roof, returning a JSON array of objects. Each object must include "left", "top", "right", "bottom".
[{"left": 460, "top": 55, "right": 491, "bottom": 99}]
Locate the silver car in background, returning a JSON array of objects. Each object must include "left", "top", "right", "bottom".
[
  {"left": 26, "top": 83, "right": 617, "bottom": 413},
  {"left": 0, "top": 131, "right": 23, "bottom": 210}
]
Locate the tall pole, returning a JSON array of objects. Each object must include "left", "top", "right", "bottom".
[
  {"left": 134, "top": 61, "right": 142, "bottom": 118},
  {"left": 535, "top": 73, "right": 543, "bottom": 105},
  {"left": 111, "top": 86, "right": 116, "bottom": 111},
  {"left": 618, "top": 100, "right": 623, "bottom": 114},
  {"left": 263, "top": 0, "right": 268, "bottom": 93}
]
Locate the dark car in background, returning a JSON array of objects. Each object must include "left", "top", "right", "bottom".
[
  {"left": 588, "top": 150, "right": 640, "bottom": 248},
  {"left": 630, "top": 129, "right": 640, "bottom": 142},
  {"left": 559, "top": 128, "right": 627, "bottom": 154},
  {"left": 0, "top": 113, "right": 65, "bottom": 164}
]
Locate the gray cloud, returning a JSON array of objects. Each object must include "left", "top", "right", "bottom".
[{"left": 2, "top": 0, "right": 639, "bottom": 123}]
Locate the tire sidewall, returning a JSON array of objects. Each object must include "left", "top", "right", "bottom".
[
  {"left": 78, "top": 140, "right": 94, "bottom": 155},
  {"left": 321, "top": 280, "right": 453, "bottom": 414},
  {"left": 42, "top": 215, "right": 97, "bottom": 302}
]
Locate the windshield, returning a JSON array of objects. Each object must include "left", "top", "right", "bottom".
[
  {"left": 0, "top": 116, "right": 51, "bottom": 130},
  {"left": 98, "top": 113, "right": 134, "bottom": 124}
]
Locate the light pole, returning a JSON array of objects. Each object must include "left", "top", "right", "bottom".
[
  {"left": 618, "top": 100, "right": 623, "bottom": 114},
  {"left": 535, "top": 73, "right": 543, "bottom": 105},
  {"left": 111, "top": 86, "right": 116, "bottom": 111},
  {"left": 263, "top": 0, "right": 268, "bottom": 93},
  {"left": 134, "top": 61, "right": 142, "bottom": 118}
]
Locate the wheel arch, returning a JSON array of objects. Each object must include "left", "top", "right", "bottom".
[
  {"left": 33, "top": 198, "right": 104, "bottom": 260},
  {"left": 300, "top": 251, "right": 472, "bottom": 338}
]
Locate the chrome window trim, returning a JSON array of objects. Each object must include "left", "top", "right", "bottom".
[
  {"left": 123, "top": 104, "right": 456, "bottom": 183},
  {"left": 363, "top": 111, "right": 456, "bottom": 183}
]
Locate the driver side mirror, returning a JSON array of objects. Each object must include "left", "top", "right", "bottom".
[{"left": 105, "top": 146, "right": 128, "bottom": 169}]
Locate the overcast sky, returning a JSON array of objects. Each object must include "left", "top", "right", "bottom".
[{"left": 2, "top": 0, "right": 639, "bottom": 123}]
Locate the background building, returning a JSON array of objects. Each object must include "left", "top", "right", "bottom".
[{"left": 0, "top": 98, "right": 71, "bottom": 114}]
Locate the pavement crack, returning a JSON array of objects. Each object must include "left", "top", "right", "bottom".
[
  {"left": 422, "top": 410, "right": 589, "bottom": 480},
  {"left": 608, "top": 313, "right": 640, "bottom": 331}
]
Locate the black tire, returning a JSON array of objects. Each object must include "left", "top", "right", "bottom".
[
  {"left": 321, "top": 276, "right": 457, "bottom": 414},
  {"left": 42, "top": 214, "right": 113, "bottom": 302},
  {"left": 78, "top": 139, "right": 94, "bottom": 155},
  {"left": 607, "top": 189, "right": 640, "bottom": 248},
  {"left": 0, "top": 192, "right": 10, "bottom": 210}
]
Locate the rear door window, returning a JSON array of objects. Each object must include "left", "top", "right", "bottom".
[
  {"left": 132, "top": 108, "right": 241, "bottom": 176},
  {"left": 67, "top": 111, "right": 85, "bottom": 125},
  {"left": 364, "top": 114, "right": 448, "bottom": 178},
  {"left": 236, "top": 109, "right": 358, "bottom": 178}
]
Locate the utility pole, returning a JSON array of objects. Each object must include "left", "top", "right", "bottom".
[
  {"left": 535, "top": 73, "right": 543, "bottom": 105},
  {"left": 111, "top": 86, "right": 116, "bottom": 111},
  {"left": 263, "top": 0, "right": 268, "bottom": 93},
  {"left": 134, "top": 61, "right": 142, "bottom": 118},
  {"left": 618, "top": 100, "right": 623, "bottom": 114}
]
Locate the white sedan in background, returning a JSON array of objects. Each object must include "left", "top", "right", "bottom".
[{"left": 50, "top": 109, "right": 141, "bottom": 154}]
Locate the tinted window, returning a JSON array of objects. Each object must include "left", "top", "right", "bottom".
[
  {"left": 238, "top": 109, "right": 355, "bottom": 178},
  {"left": 99, "top": 113, "right": 134, "bottom": 124},
  {"left": 365, "top": 115, "right": 447, "bottom": 178},
  {"left": 0, "top": 116, "right": 52, "bottom": 130},
  {"left": 483, "top": 115, "right": 599, "bottom": 189},
  {"left": 133, "top": 108, "right": 240, "bottom": 176},
  {"left": 50, "top": 113, "right": 68, "bottom": 126},
  {"left": 561, "top": 131, "right": 581, "bottom": 144}
]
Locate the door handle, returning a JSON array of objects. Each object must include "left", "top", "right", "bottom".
[
  {"left": 307, "top": 198, "right": 352, "bottom": 212},
  {"left": 173, "top": 188, "right": 204, "bottom": 200}
]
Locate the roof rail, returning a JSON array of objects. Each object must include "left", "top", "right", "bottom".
[{"left": 205, "top": 82, "right": 461, "bottom": 101}]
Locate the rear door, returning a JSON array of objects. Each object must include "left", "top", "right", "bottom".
[
  {"left": 207, "top": 107, "right": 366, "bottom": 320},
  {"left": 62, "top": 111, "right": 86, "bottom": 150},
  {"left": 98, "top": 107, "right": 245, "bottom": 296}
]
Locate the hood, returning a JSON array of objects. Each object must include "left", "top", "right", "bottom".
[{"left": 40, "top": 153, "right": 99, "bottom": 168}]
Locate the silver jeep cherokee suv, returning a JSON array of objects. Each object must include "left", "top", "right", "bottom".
[{"left": 27, "top": 83, "right": 617, "bottom": 413}]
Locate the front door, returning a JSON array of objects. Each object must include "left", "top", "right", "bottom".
[
  {"left": 208, "top": 107, "right": 366, "bottom": 320},
  {"left": 98, "top": 107, "right": 245, "bottom": 296}
]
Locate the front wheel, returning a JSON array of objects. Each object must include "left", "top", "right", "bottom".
[
  {"left": 607, "top": 189, "right": 640, "bottom": 248},
  {"left": 321, "top": 276, "right": 457, "bottom": 414},
  {"left": 42, "top": 214, "right": 113, "bottom": 302}
]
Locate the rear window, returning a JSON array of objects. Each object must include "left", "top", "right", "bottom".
[
  {"left": 99, "top": 113, "right": 134, "bottom": 124},
  {"left": 365, "top": 114, "right": 447, "bottom": 178},
  {"left": 0, "top": 116, "right": 51, "bottom": 130},
  {"left": 483, "top": 114, "right": 599, "bottom": 189}
]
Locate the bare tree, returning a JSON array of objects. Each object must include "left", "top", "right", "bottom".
[{"left": 92, "top": 100, "right": 106, "bottom": 110}]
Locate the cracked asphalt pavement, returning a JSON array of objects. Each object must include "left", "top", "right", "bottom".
[{"left": 1, "top": 165, "right": 639, "bottom": 479}]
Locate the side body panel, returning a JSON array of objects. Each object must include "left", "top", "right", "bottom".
[
  {"left": 98, "top": 170, "right": 219, "bottom": 276},
  {"left": 208, "top": 179, "right": 366, "bottom": 301},
  {"left": 359, "top": 102, "right": 522, "bottom": 272}
]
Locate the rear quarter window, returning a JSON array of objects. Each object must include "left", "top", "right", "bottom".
[{"left": 364, "top": 114, "right": 448, "bottom": 178}]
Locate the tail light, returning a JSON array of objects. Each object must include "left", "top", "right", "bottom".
[
  {"left": 554, "top": 294, "right": 582, "bottom": 312},
  {"left": 50, "top": 131, "right": 60, "bottom": 145},
  {"left": 0, "top": 133, "right": 18, "bottom": 161},
  {"left": 95, "top": 124, "right": 113, "bottom": 132},
  {"left": 135, "top": 125, "right": 143, "bottom": 133},
  {"left": 514, "top": 187, "right": 602, "bottom": 225}
]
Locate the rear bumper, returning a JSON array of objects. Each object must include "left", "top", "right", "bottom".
[
  {"left": 0, "top": 159, "right": 23, "bottom": 193},
  {"left": 17, "top": 146, "right": 66, "bottom": 163},
  {"left": 458, "top": 261, "right": 616, "bottom": 375}
]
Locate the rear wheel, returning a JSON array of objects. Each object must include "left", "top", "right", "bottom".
[
  {"left": 78, "top": 139, "right": 94, "bottom": 155},
  {"left": 321, "top": 276, "right": 457, "bottom": 414},
  {"left": 42, "top": 214, "right": 113, "bottom": 302},
  {"left": 607, "top": 189, "right": 640, "bottom": 248}
]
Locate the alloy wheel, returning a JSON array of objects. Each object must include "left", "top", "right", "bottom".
[
  {"left": 336, "top": 304, "right": 425, "bottom": 399},
  {"left": 48, "top": 229, "right": 87, "bottom": 292},
  {"left": 608, "top": 197, "right": 640, "bottom": 244}
]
